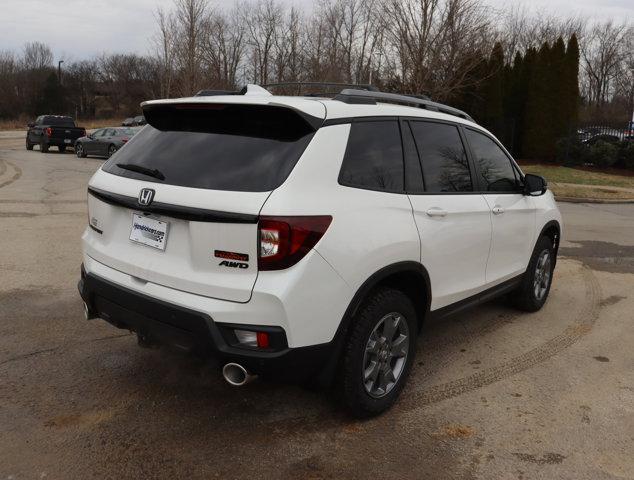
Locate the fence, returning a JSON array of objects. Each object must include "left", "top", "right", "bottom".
[{"left": 558, "top": 121, "right": 634, "bottom": 168}]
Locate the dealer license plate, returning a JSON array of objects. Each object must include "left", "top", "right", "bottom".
[
  {"left": 129, "top": 214, "right": 169, "bottom": 251},
  {"left": 64, "top": 139, "right": 72, "bottom": 144}
]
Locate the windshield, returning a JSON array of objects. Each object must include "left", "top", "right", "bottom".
[{"left": 102, "top": 104, "right": 317, "bottom": 192}]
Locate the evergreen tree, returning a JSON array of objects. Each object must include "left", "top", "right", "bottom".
[
  {"left": 505, "top": 51, "right": 525, "bottom": 156},
  {"left": 523, "top": 42, "right": 552, "bottom": 159},
  {"left": 480, "top": 42, "right": 505, "bottom": 137},
  {"left": 548, "top": 37, "right": 567, "bottom": 159},
  {"left": 564, "top": 34, "right": 580, "bottom": 132}
]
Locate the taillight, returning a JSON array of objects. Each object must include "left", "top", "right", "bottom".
[
  {"left": 258, "top": 216, "right": 332, "bottom": 271},
  {"left": 45, "top": 127, "right": 52, "bottom": 137},
  {"left": 121, "top": 137, "right": 129, "bottom": 143}
]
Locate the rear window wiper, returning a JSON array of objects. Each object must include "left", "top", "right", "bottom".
[{"left": 116, "top": 163, "right": 165, "bottom": 181}]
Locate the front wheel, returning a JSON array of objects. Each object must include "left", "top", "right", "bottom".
[
  {"left": 340, "top": 288, "right": 417, "bottom": 417},
  {"left": 513, "top": 236, "right": 555, "bottom": 312}
]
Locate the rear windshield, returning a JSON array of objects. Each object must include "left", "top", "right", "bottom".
[
  {"left": 102, "top": 104, "right": 316, "bottom": 192},
  {"left": 45, "top": 116, "right": 75, "bottom": 127}
]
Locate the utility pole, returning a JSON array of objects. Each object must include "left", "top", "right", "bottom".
[{"left": 58, "top": 60, "right": 64, "bottom": 84}]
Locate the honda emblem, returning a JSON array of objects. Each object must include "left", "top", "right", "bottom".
[{"left": 138, "top": 188, "right": 155, "bottom": 206}]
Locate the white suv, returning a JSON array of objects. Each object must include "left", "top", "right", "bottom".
[{"left": 78, "top": 84, "right": 562, "bottom": 417}]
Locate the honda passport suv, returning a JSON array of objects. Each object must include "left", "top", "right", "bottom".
[{"left": 78, "top": 84, "right": 561, "bottom": 417}]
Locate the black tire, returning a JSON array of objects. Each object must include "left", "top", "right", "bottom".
[
  {"left": 513, "top": 236, "right": 555, "bottom": 312},
  {"left": 58, "top": 145, "right": 66, "bottom": 153},
  {"left": 341, "top": 287, "right": 418, "bottom": 417},
  {"left": 107, "top": 144, "right": 117, "bottom": 158},
  {"left": 75, "top": 143, "right": 87, "bottom": 158},
  {"left": 26, "top": 138, "right": 33, "bottom": 150},
  {"left": 40, "top": 141, "right": 49, "bottom": 153}
]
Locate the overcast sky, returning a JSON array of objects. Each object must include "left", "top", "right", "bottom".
[{"left": 0, "top": 0, "right": 631, "bottom": 61}]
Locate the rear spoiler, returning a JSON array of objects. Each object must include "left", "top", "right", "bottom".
[{"left": 142, "top": 102, "right": 324, "bottom": 138}]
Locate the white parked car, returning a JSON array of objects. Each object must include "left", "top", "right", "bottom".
[{"left": 78, "top": 84, "right": 562, "bottom": 416}]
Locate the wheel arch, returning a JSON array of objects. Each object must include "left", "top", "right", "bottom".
[
  {"left": 315, "top": 261, "right": 431, "bottom": 387},
  {"left": 537, "top": 220, "right": 561, "bottom": 265}
]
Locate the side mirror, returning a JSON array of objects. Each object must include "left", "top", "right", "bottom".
[{"left": 523, "top": 174, "right": 547, "bottom": 196}]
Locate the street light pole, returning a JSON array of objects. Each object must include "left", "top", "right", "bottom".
[{"left": 58, "top": 60, "right": 64, "bottom": 84}]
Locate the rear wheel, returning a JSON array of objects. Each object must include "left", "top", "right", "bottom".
[
  {"left": 40, "top": 141, "right": 49, "bottom": 153},
  {"left": 513, "top": 236, "right": 555, "bottom": 312},
  {"left": 341, "top": 288, "right": 417, "bottom": 417},
  {"left": 108, "top": 144, "right": 117, "bottom": 158},
  {"left": 75, "top": 143, "right": 87, "bottom": 158},
  {"left": 26, "top": 138, "right": 33, "bottom": 150}
]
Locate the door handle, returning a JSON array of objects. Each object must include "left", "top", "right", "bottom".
[
  {"left": 492, "top": 206, "right": 505, "bottom": 215},
  {"left": 426, "top": 208, "right": 447, "bottom": 217}
]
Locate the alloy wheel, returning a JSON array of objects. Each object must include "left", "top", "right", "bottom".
[
  {"left": 362, "top": 312, "right": 410, "bottom": 398},
  {"left": 533, "top": 249, "right": 552, "bottom": 301}
]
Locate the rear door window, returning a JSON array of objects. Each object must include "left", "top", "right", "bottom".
[
  {"left": 409, "top": 121, "right": 472, "bottom": 193},
  {"left": 102, "top": 104, "right": 316, "bottom": 192},
  {"left": 338, "top": 120, "right": 404, "bottom": 192}
]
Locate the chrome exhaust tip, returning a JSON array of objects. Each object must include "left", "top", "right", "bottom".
[
  {"left": 222, "top": 363, "right": 257, "bottom": 386},
  {"left": 83, "top": 301, "right": 96, "bottom": 320}
]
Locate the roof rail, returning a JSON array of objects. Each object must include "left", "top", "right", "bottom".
[
  {"left": 194, "top": 84, "right": 272, "bottom": 97},
  {"left": 263, "top": 82, "right": 379, "bottom": 95},
  {"left": 334, "top": 88, "right": 474, "bottom": 122}
]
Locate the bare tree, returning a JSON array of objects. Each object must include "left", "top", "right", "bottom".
[
  {"left": 22, "top": 42, "right": 53, "bottom": 70},
  {"left": 65, "top": 59, "right": 100, "bottom": 117},
  {"left": 581, "top": 21, "right": 630, "bottom": 105},
  {"left": 272, "top": 6, "right": 305, "bottom": 82},
  {"left": 153, "top": 7, "right": 178, "bottom": 97},
  {"left": 243, "top": 0, "right": 284, "bottom": 84},
  {"left": 173, "top": 0, "right": 209, "bottom": 95},
  {"left": 202, "top": 5, "right": 246, "bottom": 89},
  {"left": 500, "top": 5, "right": 586, "bottom": 62},
  {"left": 383, "top": 0, "right": 494, "bottom": 100},
  {"left": 614, "top": 25, "right": 634, "bottom": 118},
  {"left": 0, "top": 51, "right": 19, "bottom": 118}
]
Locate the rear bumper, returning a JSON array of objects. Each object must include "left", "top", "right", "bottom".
[{"left": 77, "top": 265, "right": 334, "bottom": 382}]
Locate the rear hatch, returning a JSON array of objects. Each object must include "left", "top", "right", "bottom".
[{"left": 84, "top": 101, "right": 323, "bottom": 302}]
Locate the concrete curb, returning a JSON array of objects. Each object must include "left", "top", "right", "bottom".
[{"left": 555, "top": 196, "right": 634, "bottom": 204}]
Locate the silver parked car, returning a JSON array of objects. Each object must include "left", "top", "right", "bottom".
[{"left": 75, "top": 127, "right": 138, "bottom": 159}]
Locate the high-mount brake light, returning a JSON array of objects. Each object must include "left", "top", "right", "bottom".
[{"left": 258, "top": 216, "right": 332, "bottom": 271}]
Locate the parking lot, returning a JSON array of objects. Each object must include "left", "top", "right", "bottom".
[{"left": 1, "top": 131, "right": 633, "bottom": 479}]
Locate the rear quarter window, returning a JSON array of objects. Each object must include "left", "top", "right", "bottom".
[{"left": 338, "top": 120, "right": 404, "bottom": 192}]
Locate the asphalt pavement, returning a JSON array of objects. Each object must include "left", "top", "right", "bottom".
[{"left": 1, "top": 134, "right": 632, "bottom": 480}]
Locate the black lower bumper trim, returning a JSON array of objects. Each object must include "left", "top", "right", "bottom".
[{"left": 77, "top": 265, "right": 333, "bottom": 381}]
